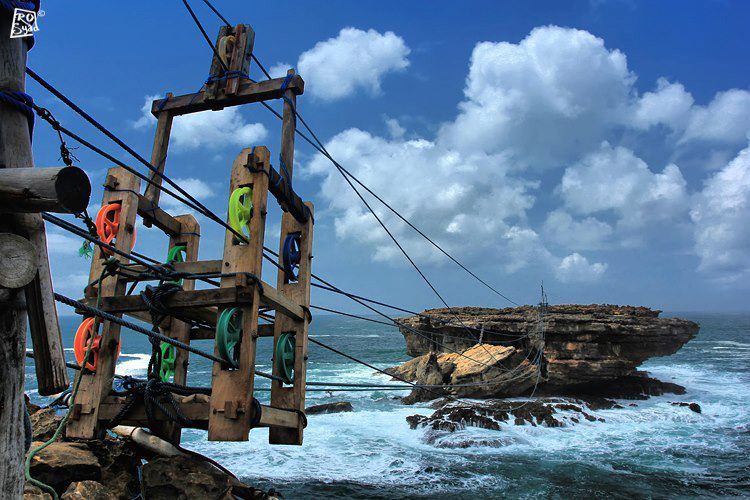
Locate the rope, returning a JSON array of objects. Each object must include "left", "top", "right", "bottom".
[
  {"left": 181, "top": 0, "right": 229, "bottom": 73},
  {"left": 0, "top": 90, "right": 34, "bottom": 138}
]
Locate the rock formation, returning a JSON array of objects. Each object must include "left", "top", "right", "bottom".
[{"left": 390, "top": 304, "right": 698, "bottom": 400}]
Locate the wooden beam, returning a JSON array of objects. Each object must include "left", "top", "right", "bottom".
[
  {"left": 116, "top": 259, "right": 222, "bottom": 282},
  {"left": 0, "top": 233, "right": 37, "bottom": 289},
  {"left": 67, "top": 167, "right": 140, "bottom": 439},
  {"left": 190, "top": 323, "right": 273, "bottom": 340},
  {"left": 150, "top": 76, "right": 305, "bottom": 117},
  {"left": 208, "top": 147, "right": 270, "bottom": 441},
  {"left": 142, "top": 92, "right": 173, "bottom": 210},
  {"left": 152, "top": 215, "right": 200, "bottom": 444},
  {"left": 137, "top": 193, "right": 180, "bottom": 236},
  {"left": 0, "top": 166, "right": 90, "bottom": 213}
]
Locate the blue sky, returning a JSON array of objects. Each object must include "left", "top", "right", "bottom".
[{"left": 26, "top": 0, "right": 750, "bottom": 313}]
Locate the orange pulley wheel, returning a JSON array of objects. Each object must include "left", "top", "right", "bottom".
[
  {"left": 95, "top": 202, "right": 136, "bottom": 255},
  {"left": 73, "top": 317, "right": 121, "bottom": 371}
]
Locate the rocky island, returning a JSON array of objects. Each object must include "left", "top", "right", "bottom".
[{"left": 389, "top": 304, "right": 698, "bottom": 400}]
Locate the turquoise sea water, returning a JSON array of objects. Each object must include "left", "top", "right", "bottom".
[{"left": 27, "top": 313, "right": 750, "bottom": 498}]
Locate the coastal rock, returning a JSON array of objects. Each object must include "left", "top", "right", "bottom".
[
  {"left": 30, "top": 407, "right": 62, "bottom": 442},
  {"left": 394, "top": 304, "right": 698, "bottom": 397},
  {"left": 306, "top": 401, "right": 354, "bottom": 414},
  {"left": 671, "top": 401, "right": 702, "bottom": 413},
  {"left": 23, "top": 483, "right": 52, "bottom": 500},
  {"left": 61, "top": 481, "right": 117, "bottom": 500},
  {"left": 28, "top": 441, "right": 101, "bottom": 496}
]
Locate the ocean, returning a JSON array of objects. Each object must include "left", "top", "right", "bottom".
[{"left": 26, "top": 313, "right": 750, "bottom": 498}]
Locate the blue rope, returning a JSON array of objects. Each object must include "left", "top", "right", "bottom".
[
  {"left": 205, "top": 70, "right": 250, "bottom": 85},
  {"left": 0, "top": 90, "right": 34, "bottom": 139},
  {"left": 280, "top": 71, "right": 294, "bottom": 93}
]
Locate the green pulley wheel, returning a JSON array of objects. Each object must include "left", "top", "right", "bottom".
[
  {"left": 216, "top": 307, "right": 242, "bottom": 366},
  {"left": 228, "top": 187, "right": 253, "bottom": 240},
  {"left": 166, "top": 245, "right": 187, "bottom": 285},
  {"left": 159, "top": 342, "right": 176, "bottom": 382},
  {"left": 275, "top": 333, "right": 296, "bottom": 384}
]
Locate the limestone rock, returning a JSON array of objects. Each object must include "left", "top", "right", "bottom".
[
  {"left": 306, "top": 401, "right": 354, "bottom": 414},
  {"left": 28, "top": 441, "right": 101, "bottom": 496},
  {"left": 30, "top": 408, "right": 62, "bottom": 442},
  {"left": 61, "top": 481, "right": 116, "bottom": 500},
  {"left": 395, "top": 304, "right": 698, "bottom": 395},
  {"left": 23, "top": 483, "right": 52, "bottom": 500}
]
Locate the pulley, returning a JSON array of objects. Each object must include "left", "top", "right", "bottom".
[
  {"left": 275, "top": 332, "right": 295, "bottom": 384},
  {"left": 166, "top": 245, "right": 187, "bottom": 285},
  {"left": 73, "top": 317, "right": 120, "bottom": 371},
  {"left": 159, "top": 342, "right": 176, "bottom": 382},
  {"left": 228, "top": 187, "right": 253, "bottom": 240},
  {"left": 95, "top": 202, "right": 136, "bottom": 255},
  {"left": 216, "top": 307, "right": 242, "bottom": 366},
  {"left": 282, "top": 232, "right": 301, "bottom": 282},
  {"left": 217, "top": 35, "right": 236, "bottom": 67}
]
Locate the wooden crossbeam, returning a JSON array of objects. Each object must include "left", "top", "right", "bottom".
[
  {"left": 67, "top": 167, "right": 140, "bottom": 439},
  {"left": 208, "top": 147, "right": 270, "bottom": 441},
  {"left": 150, "top": 76, "right": 304, "bottom": 117},
  {"left": 98, "top": 395, "right": 300, "bottom": 429},
  {"left": 95, "top": 284, "right": 304, "bottom": 322}
]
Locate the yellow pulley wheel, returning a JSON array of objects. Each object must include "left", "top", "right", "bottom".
[{"left": 228, "top": 187, "right": 253, "bottom": 240}]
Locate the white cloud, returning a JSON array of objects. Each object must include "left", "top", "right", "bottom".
[
  {"left": 691, "top": 144, "right": 750, "bottom": 282},
  {"left": 681, "top": 89, "right": 750, "bottom": 145},
  {"left": 46, "top": 231, "right": 84, "bottom": 255},
  {"left": 269, "top": 62, "right": 293, "bottom": 79},
  {"left": 556, "top": 253, "right": 608, "bottom": 283},
  {"left": 543, "top": 210, "right": 613, "bottom": 250},
  {"left": 559, "top": 143, "right": 688, "bottom": 229},
  {"left": 297, "top": 27, "right": 410, "bottom": 101},
  {"left": 438, "top": 26, "right": 633, "bottom": 166},
  {"left": 629, "top": 78, "right": 694, "bottom": 130},
  {"left": 160, "top": 177, "right": 215, "bottom": 213},
  {"left": 133, "top": 95, "right": 267, "bottom": 151}
]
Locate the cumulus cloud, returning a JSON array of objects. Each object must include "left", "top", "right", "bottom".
[
  {"left": 629, "top": 78, "right": 694, "bottom": 130},
  {"left": 558, "top": 143, "right": 688, "bottom": 230},
  {"left": 691, "top": 144, "right": 750, "bottom": 282},
  {"left": 160, "top": 177, "right": 216, "bottom": 213},
  {"left": 543, "top": 210, "right": 613, "bottom": 250},
  {"left": 133, "top": 95, "right": 267, "bottom": 151},
  {"left": 555, "top": 253, "right": 608, "bottom": 283},
  {"left": 438, "top": 26, "right": 633, "bottom": 166},
  {"left": 680, "top": 89, "right": 750, "bottom": 145},
  {"left": 297, "top": 28, "right": 410, "bottom": 101}
]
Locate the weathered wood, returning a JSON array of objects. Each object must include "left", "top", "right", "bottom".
[
  {"left": 101, "top": 396, "right": 299, "bottom": 429},
  {"left": 96, "top": 282, "right": 304, "bottom": 321},
  {"left": 150, "top": 76, "right": 304, "bottom": 117},
  {"left": 154, "top": 215, "right": 200, "bottom": 444},
  {"left": 0, "top": 233, "right": 37, "bottom": 288},
  {"left": 208, "top": 147, "right": 269, "bottom": 441},
  {"left": 67, "top": 167, "right": 140, "bottom": 439},
  {"left": 191, "top": 323, "right": 273, "bottom": 340},
  {"left": 205, "top": 25, "right": 231, "bottom": 102},
  {"left": 224, "top": 25, "right": 255, "bottom": 96},
  {"left": 0, "top": 166, "right": 90, "bottom": 213},
  {"left": 116, "top": 259, "right": 222, "bottom": 282},
  {"left": 0, "top": 11, "right": 40, "bottom": 495},
  {"left": 137, "top": 194, "right": 180, "bottom": 236},
  {"left": 142, "top": 93, "right": 173, "bottom": 211}
]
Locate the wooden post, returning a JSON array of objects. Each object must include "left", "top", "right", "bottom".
[
  {"left": 205, "top": 25, "right": 255, "bottom": 102},
  {"left": 67, "top": 167, "right": 140, "bottom": 439},
  {"left": 0, "top": 233, "right": 37, "bottom": 289},
  {"left": 269, "top": 75, "right": 313, "bottom": 444},
  {"left": 0, "top": 165, "right": 90, "bottom": 213},
  {"left": 152, "top": 214, "right": 200, "bottom": 444},
  {"left": 0, "top": 10, "right": 37, "bottom": 497},
  {"left": 142, "top": 93, "right": 173, "bottom": 213},
  {"left": 208, "top": 147, "right": 269, "bottom": 441}
]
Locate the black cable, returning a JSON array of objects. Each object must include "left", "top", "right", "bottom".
[
  {"left": 181, "top": 0, "right": 229, "bottom": 73},
  {"left": 200, "top": 0, "right": 231, "bottom": 26}
]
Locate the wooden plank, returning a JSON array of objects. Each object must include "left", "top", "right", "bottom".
[
  {"left": 205, "top": 25, "right": 230, "bottom": 102},
  {"left": 67, "top": 167, "right": 140, "bottom": 439},
  {"left": 225, "top": 25, "right": 255, "bottom": 96},
  {"left": 151, "top": 215, "right": 200, "bottom": 444},
  {"left": 137, "top": 193, "right": 180, "bottom": 236},
  {"left": 99, "top": 396, "right": 298, "bottom": 429},
  {"left": 150, "top": 76, "right": 304, "bottom": 117},
  {"left": 116, "top": 259, "right": 222, "bottom": 282},
  {"left": 191, "top": 323, "right": 273, "bottom": 340},
  {"left": 142, "top": 93, "right": 173, "bottom": 211},
  {"left": 208, "top": 147, "right": 270, "bottom": 441},
  {"left": 96, "top": 282, "right": 304, "bottom": 321}
]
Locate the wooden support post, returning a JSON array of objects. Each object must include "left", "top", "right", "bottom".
[
  {"left": 67, "top": 167, "right": 140, "bottom": 439},
  {"left": 270, "top": 78, "right": 314, "bottom": 443},
  {"left": 142, "top": 93, "right": 173, "bottom": 214},
  {"left": 0, "top": 166, "right": 90, "bottom": 213},
  {"left": 206, "top": 25, "right": 255, "bottom": 101},
  {"left": 1, "top": 10, "right": 67, "bottom": 495},
  {"left": 208, "top": 147, "right": 269, "bottom": 441},
  {"left": 151, "top": 214, "right": 200, "bottom": 444}
]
